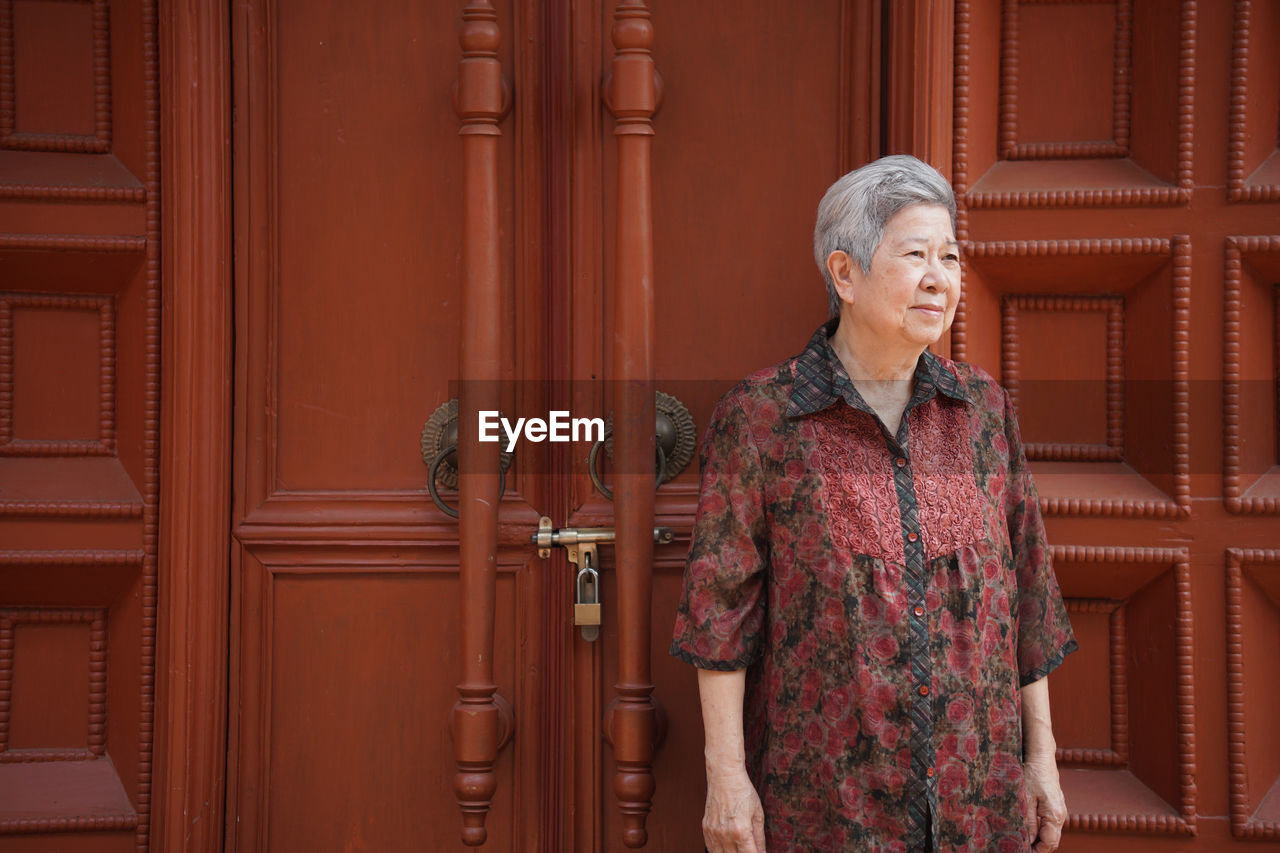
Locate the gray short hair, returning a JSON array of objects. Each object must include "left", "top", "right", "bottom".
[{"left": 813, "top": 155, "right": 957, "bottom": 318}]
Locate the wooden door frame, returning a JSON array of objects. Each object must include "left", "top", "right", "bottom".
[
  {"left": 154, "top": 0, "right": 233, "bottom": 851},
  {"left": 886, "top": 0, "right": 955, "bottom": 175},
  {"left": 146, "top": 2, "right": 955, "bottom": 852}
]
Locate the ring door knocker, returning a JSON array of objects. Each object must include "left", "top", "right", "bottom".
[
  {"left": 421, "top": 398, "right": 512, "bottom": 518},
  {"left": 587, "top": 389, "right": 696, "bottom": 500}
]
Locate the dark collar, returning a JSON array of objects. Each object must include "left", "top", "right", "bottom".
[{"left": 786, "top": 318, "right": 971, "bottom": 418}]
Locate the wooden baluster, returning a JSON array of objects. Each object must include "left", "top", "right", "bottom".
[
  {"left": 453, "top": 0, "right": 511, "bottom": 845},
  {"left": 605, "top": 1, "right": 659, "bottom": 846}
]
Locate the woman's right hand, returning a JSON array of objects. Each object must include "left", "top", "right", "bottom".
[{"left": 703, "top": 765, "right": 766, "bottom": 853}]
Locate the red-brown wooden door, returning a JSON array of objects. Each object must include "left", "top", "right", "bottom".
[
  {"left": 225, "top": 1, "right": 880, "bottom": 850},
  {"left": 0, "top": 0, "right": 161, "bottom": 849},
  {"left": 951, "top": 0, "right": 1279, "bottom": 849}
]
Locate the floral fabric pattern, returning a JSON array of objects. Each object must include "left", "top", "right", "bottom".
[{"left": 671, "top": 320, "right": 1076, "bottom": 853}]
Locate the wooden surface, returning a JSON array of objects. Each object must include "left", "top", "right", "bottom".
[{"left": 0, "top": 0, "right": 161, "bottom": 850}]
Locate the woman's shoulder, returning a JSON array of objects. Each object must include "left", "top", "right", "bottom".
[
  {"left": 709, "top": 358, "right": 798, "bottom": 424},
  {"left": 930, "top": 354, "right": 1008, "bottom": 411}
]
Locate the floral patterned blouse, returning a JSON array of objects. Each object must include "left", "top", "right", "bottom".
[{"left": 671, "top": 320, "right": 1076, "bottom": 853}]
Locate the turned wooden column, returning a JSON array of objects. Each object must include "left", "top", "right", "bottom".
[
  {"left": 605, "top": 1, "right": 659, "bottom": 846},
  {"left": 452, "top": 0, "right": 511, "bottom": 845}
]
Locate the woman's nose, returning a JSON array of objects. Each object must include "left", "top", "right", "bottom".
[{"left": 921, "top": 260, "right": 948, "bottom": 291}]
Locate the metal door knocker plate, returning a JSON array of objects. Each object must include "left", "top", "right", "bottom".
[
  {"left": 587, "top": 390, "right": 695, "bottom": 500},
  {"left": 422, "top": 399, "right": 512, "bottom": 518}
]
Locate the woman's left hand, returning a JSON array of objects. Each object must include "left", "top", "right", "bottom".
[{"left": 1023, "top": 750, "right": 1067, "bottom": 852}]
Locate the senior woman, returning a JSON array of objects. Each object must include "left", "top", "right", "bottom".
[{"left": 670, "top": 155, "right": 1076, "bottom": 853}]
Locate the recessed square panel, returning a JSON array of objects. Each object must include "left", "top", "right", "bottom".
[
  {"left": 0, "top": 608, "right": 106, "bottom": 759},
  {"left": 958, "top": 238, "right": 1189, "bottom": 517},
  {"left": 1224, "top": 238, "right": 1280, "bottom": 513},
  {"left": 1053, "top": 547, "right": 1195, "bottom": 835},
  {"left": 0, "top": 292, "right": 114, "bottom": 456},
  {"left": 0, "top": 0, "right": 111, "bottom": 152},
  {"left": 955, "top": 0, "right": 1194, "bottom": 208},
  {"left": 1004, "top": 1, "right": 1126, "bottom": 157},
  {"left": 1227, "top": 549, "right": 1280, "bottom": 837},
  {"left": 1003, "top": 295, "right": 1122, "bottom": 460},
  {"left": 1229, "top": 0, "right": 1280, "bottom": 202}
]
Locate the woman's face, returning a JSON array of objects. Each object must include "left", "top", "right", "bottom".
[{"left": 838, "top": 203, "right": 961, "bottom": 354}]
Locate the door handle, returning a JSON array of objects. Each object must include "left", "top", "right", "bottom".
[
  {"left": 421, "top": 398, "right": 512, "bottom": 519},
  {"left": 586, "top": 390, "right": 696, "bottom": 500},
  {"left": 532, "top": 516, "right": 674, "bottom": 641}
]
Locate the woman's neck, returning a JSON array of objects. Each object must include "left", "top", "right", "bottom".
[
  {"left": 829, "top": 319, "right": 923, "bottom": 435},
  {"left": 829, "top": 319, "right": 922, "bottom": 383}
]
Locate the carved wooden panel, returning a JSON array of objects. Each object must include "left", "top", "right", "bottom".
[
  {"left": 0, "top": 292, "right": 115, "bottom": 456},
  {"left": 961, "top": 237, "right": 1190, "bottom": 517},
  {"left": 953, "top": 2, "right": 1276, "bottom": 847},
  {"left": 1224, "top": 236, "right": 1280, "bottom": 513},
  {"left": 0, "top": 608, "right": 106, "bottom": 759},
  {"left": 0, "top": 0, "right": 158, "bottom": 848},
  {"left": 228, "top": 547, "right": 525, "bottom": 851},
  {"left": 0, "top": 0, "right": 112, "bottom": 152},
  {"left": 1051, "top": 547, "right": 1195, "bottom": 834},
  {"left": 1228, "top": 0, "right": 1280, "bottom": 202},
  {"left": 999, "top": 0, "right": 1132, "bottom": 161},
  {"left": 1002, "top": 295, "right": 1124, "bottom": 461},
  {"left": 0, "top": 558, "right": 141, "bottom": 840},
  {"left": 955, "top": 0, "right": 1194, "bottom": 208},
  {"left": 1227, "top": 548, "right": 1280, "bottom": 838}
]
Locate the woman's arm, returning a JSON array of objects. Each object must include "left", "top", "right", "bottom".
[
  {"left": 1021, "top": 676, "right": 1067, "bottom": 852},
  {"left": 698, "top": 668, "right": 766, "bottom": 853}
]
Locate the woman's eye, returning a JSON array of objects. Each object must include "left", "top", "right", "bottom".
[{"left": 944, "top": 254, "right": 959, "bottom": 262}]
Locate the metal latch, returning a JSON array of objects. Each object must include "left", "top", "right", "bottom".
[{"left": 533, "top": 516, "right": 674, "bottom": 642}]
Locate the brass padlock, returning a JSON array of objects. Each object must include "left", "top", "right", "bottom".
[
  {"left": 574, "top": 553, "right": 602, "bottom": 640},
  {"left": 574, "top": 602, "right": 602, "bottom": 627}
]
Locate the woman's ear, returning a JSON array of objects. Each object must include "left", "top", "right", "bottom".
[{"left": 826, "top": 250, "right": 861, "bottom": 307}]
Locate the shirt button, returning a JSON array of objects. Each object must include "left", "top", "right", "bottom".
[
  {"left": 927, "top": 767, "right": 936, "bottom": 778},
  {"left": 896, "top": 457, "right": 907, "bottom": 468},
  {"left": 907, "top": 532, "right": 919, "bottom": 542},
  {"left": 919, "top": 685, "right": 930, "bottom": 696},
  {"left": 913, "top": 605, "right": 925, "bottom": 617}
]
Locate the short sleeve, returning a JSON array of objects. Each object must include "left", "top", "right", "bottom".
[
  {"left": 669, "top": 392, "right": 770, "bottom": 671},
  {"left": 1001, "top": 387, "right": 1078, "bottom": 685}
]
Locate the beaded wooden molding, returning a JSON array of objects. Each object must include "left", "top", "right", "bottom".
[
  {"left": 0, "top": 233, "right": 146, "bottom": 253},
  {"left": 954, "top": 0, "right": 1196, "bottom": 209},
  {"left": 1227, "top": 0, "right": 1280, "bottom": 203},
  {"left": 0, "top": 292, "right": 116, "bottom": 457},
  {"left": 0, "top": 549, "right": 144, "bottom": 567},
  {"left": 0, "top": 0, "right": 113, "bottom": 153},
  {"left": 0, "top": 183, "right": 145, "bottom": 203},
  {"left": 1002, "top": 294, "right": 1124, "bottom": 462},
  {"left": 135, "top": 4, "right": 162, "bottom": 850},
  {"left": 0, "top": 814, "right": 139, "bottom": 835},
  {"left": 1054, "top": 545, "right": 1196, "bottom": 835},
  {"left": 956, "top": 238, "right": 1191, "bottom": 517},
  {"left": 1226, "top": 548, "right": 1280, "bottom": 839},
  {"left": 1223, "top": 236, "right": 1280, "bottom": 513}
]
